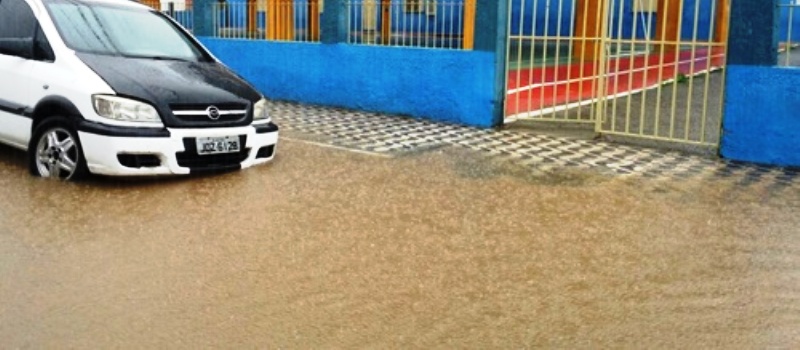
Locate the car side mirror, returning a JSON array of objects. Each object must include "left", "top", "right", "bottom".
[{"left": 0, "top": 38, "right": 34, "bottom": 59}]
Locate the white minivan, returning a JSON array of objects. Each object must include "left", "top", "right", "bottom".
[{"left": 0, "top": 0, "right": 279, "bottom": 180}]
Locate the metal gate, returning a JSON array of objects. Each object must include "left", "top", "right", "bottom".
[{"left": 505, "top": 0, "right": 730, "bottom": 148}]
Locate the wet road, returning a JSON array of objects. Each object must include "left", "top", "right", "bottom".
[{"left": 1, "top": 139, "right": 799, "bottom": 348}]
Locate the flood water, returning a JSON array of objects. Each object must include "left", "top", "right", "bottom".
[{"left": 0, "top": 140, "right": 798, "bottom": 348}]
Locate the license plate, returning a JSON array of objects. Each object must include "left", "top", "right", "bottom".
[{"left": 196, "top": 136, "right": 240, "bottom": 155}]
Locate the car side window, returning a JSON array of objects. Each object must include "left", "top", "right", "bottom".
[
  {"left": 33, "top": 25, "right": 55, "bottom": 62},
  {"left": 0, "top": 0, "right": 36, "bottom": 38},
  {"left": 0, "top": 0, "right": 53, "bottom": 61}
]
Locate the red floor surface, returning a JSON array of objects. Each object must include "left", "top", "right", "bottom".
[{"left": 506, "top": 47, "right": 727, "bottom": 117}]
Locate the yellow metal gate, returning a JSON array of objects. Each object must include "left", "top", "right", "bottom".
[{"left": 506, "top": 0, "right": 730, "bottom": 148}]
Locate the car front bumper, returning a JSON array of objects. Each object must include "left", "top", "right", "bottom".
[{"left": 77, "top": 121, "right": 279, "bottom": 176}]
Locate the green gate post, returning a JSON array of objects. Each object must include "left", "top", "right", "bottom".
[
  {"left": 193, "top": 0, "right": 215, "bottom": 37},
  {"left": 475, "top": 0, "right": 509, "bottom": 126},
  {"left": 322, "top": 0, "right": 348, "bottom": 44}
]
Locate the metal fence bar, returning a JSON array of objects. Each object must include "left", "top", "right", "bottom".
[
  {"left": 779, "top": 1, "right": 799, "bottom": 67},
  {"left": 623, "top": 0, "right": 642, "bottom": 134},
  {"left": 575, "top": 0, "right": 590, "bottom": 119},
  {"left": 683, "top": 0, "right": 703, "bottom": 141},
  {"left": 650, "top": 0, "right": 669, "bottom": 138},
  {"left": 712, "top": 0, "right": 732, "bottom": 145},
  {"left": 154, "top": 1, "right": 195, "bottom": 33},
  {"left": 400, "top": 2, "right": 408, "bottom": 46},
  {"left": 345, "top": 0, "right": 468, "bottom": 50},
  {"left": 788, "top": 5, "right": 794, "bottom": 65},
  {"left": 596, "top": 0, "right": 728, "bottom": 146},
  {"left": 538, "top": 0, "right": 551, "bottom": 118},
  {"left": 507, "top": 0, "right": 606, "bottom": 123},
  {"left": 515, "top": 0, "right": 529, "bottom": 121},
  {"left": 506, "top": 0, "right": 728, "bottom": 148},
  {"left": 448, "top": 1, "right": 455, "bottom": 48},
  {"left": 699, "top": 0, "right": 720, "bottom": 144},
  {"left": 560, "top": 0, "right": 577, "bottom": 120},
  {"left": 425, "top": 1, "right": 431, "bottom": 48},
  {"left": 209, "top": 0, "right": 320, "bottom": 42},
  {"left": 456, "top": 1, "right": 464, "bottom": 49},
  {"left": 636, "top": 7, "right": 654, "bottom": 136},
  {"left": 592, "top": 0, "right": 611, "bottom": 130},
  {"left": 553, "top": 0, "right": 565, "bottom": 119},
  {"left": 667, "top": 0, "right": 686, "bottom": 140},
  {"left": 609, "top": 0, "right": 625, "bottom": 132}
]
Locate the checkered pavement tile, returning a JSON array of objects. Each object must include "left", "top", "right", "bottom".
[{"left": 269, "top": 101, "right": 800, "bottom": 189}]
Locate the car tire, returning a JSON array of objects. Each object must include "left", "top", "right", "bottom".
[{"left": 28, "top": 117, "right": 89, "bottom": 181}]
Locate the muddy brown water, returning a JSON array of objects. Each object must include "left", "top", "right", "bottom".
[{"left": 0, "top": 139, "right": 798, "bottom": 348}]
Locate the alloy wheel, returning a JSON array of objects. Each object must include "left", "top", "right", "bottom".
[{"left": 35, "top": 127, "right": 79, "bottom": 180}]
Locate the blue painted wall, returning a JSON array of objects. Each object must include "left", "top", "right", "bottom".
[
  {"left": 608, "top": 0, "right": 656, "bottom": 40},
  {"left": 509, "top": 0, "right": 575, "bottom": 37},
  {"left": 509, "top": 0, "right": 716, "bottom": 41},
  {"left": 199, "top": 38, "right": 498, "bottom": 127},
  {"left": 677, "top": 0, "right": 716, "bottom": 40},
  {"left": 721, "top": 0, "right": 800, "bottom": 167},
  {"left": 721, "top": 66, "right": 800, "bottom": 167}
]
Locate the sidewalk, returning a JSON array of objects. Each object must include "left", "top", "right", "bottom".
[{"left": 269, "top": 100, "right": 799, "bottom": 190}]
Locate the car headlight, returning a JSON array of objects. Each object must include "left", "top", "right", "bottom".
[
  {"left": 92, "top": 95, "right": 162, "bottom": 125},
  {"left": 253, "top": 98, "right": 271, "bottom": 123}
]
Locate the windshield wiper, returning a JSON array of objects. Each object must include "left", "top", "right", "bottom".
[{"left": 124, "top": 54, "right": 193, "bottom": 62}]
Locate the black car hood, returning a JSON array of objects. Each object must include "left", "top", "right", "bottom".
[{"left": 77, "top": 53, "right": 261, "bottom": 128}]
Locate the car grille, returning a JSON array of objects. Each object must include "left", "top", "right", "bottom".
[
  {"left": 176, "top": 136, "right": 249, "bottom": 172},
  {"left": 170, "top": 103, "right": 249, "bottom": 126}
]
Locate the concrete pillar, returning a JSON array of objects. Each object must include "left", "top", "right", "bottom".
[
  {"left": 714, "top": 0, "right": 730, "bottom": 44},
  {"left": 247, "top": 0, "right": 257, "bottom": 37},
  {"left": 321, "top": 0, "right": 348, "bottom": 44},
  {"left": 573, "top": 0, "right": 605, "bottom": 61},
  {"left": 268, "top": 0, "right": 295, "bottom": 40},
  {"left": 463, "top": 0, "right": 476, "bottom": 50},
  {"left": 309, "top": 0, "right": 321, "bottom": 41},
  {"left": 726, "top": 0, "right": 779, "bottom": 65},
  {"left": 192, "top": 0, "right": 215, "bottom": 37},
  {"left": 380, "top": 0, "right": 391, "bottom": 45},
  {"left": 656, "top": 0, "right": 682, "bottom": 52},
  {"left": 720, "top": 0, "right": 797, "bottom": 166}
]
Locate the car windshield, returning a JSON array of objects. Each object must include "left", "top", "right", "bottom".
[{"left": 45, "top": 0, "right": 208, "bottom": 61}]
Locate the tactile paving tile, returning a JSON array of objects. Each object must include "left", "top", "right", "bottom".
[{"left": 268, "top": 100, "right": 800, "bottom": 188}]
